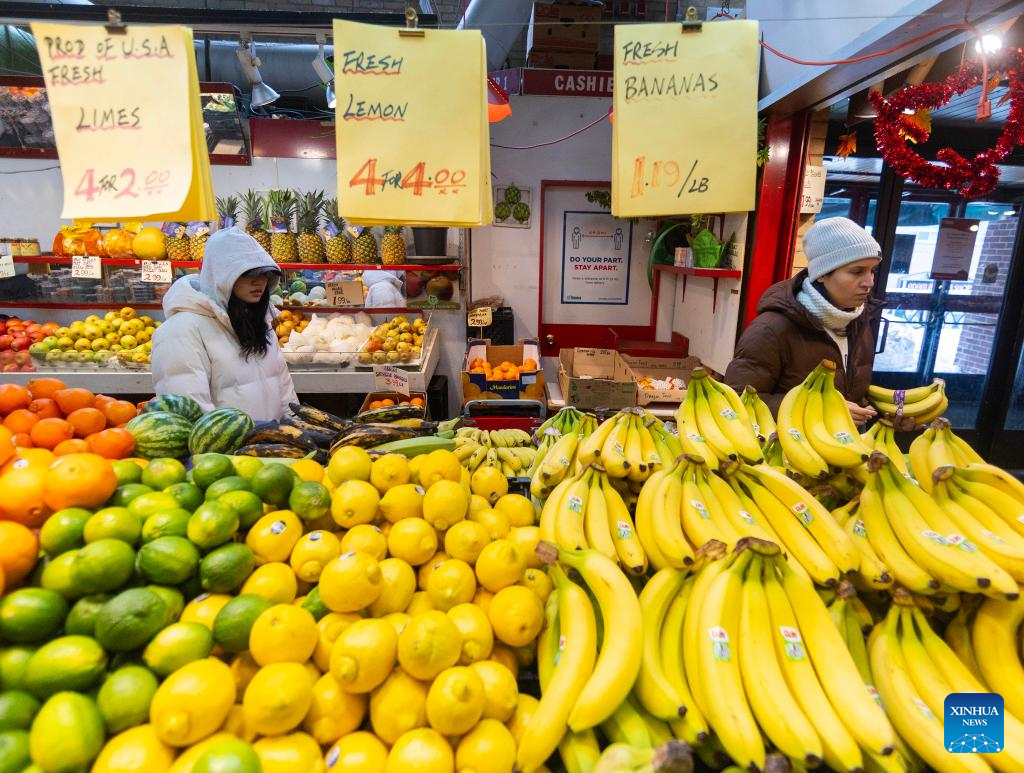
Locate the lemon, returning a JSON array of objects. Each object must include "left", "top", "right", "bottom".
[
  {"left": 417, "top": 551, "right": 449, "bottom": 591},
  {"left": 382, "top": 612, "right": 410, "bottom": 636},
  {"left": 418, "top": 450, "right": 462, "bottom": 488},
  {"left": 385, "top": 727, "right": 453, "bottom": 773},
  {"left": 408, "top": 454, "right": 424, "bottom": 485},
  {"left": 253, "top": 731, "right": 325, "bottom": 773},
  {"left": 248, "top": 604, "right": 319, "bottom": 666},
  {"left": 165, "top": 731, "right": 233, "bottom": 773},
  {"left": 470, "top": 467, "right": 508, "bottom": 505},
  {"left": 474, "top": 540, "right": 526, "bottom": 593},
  {"left": 303, "top": 673, "right": 365, "bottom": 745},
  {"left": 318, "top": 551, "right": 383, "bottom": 613},
  {"left": 506, "top": 693, "right": 539, "bottom": 744},
  {"left": 387, "top": 519, "right": 438, "bottom": 566},
  {"left": 509, "top": 526, "right": 542, "bottom": 569},
  {"left": 290, "top": 459, "right": 325, "bottom": 484},
  {"left": 240, "top": 563, "right": 298, "bottom": 604},
  {"left": 369, "top": 667, "right": 428, "bottom": 745},
  {"left": 468, "top": 495, "right": 490, "bottom": 518},
  {"left": 289, "top": 531, "right": 341, "bottom": 583},
  {"left": 221, "top": 704, "right": 257, "bottom": 743},
  {"left": 369, "top": 558, "right": 417, "bottom": 617},
  {"left": 424, "top": 665, "right": 484, "bottom": 736},
  {"left": 406, "top": 591, "right": 434, "bottom": 616},
  {"left": 245, "top": 512, "right": 303, "bottom": 564},
  {"left": 330, "top": 480, "right": 380, "bottom": 528},
  {"left": 494, "top": 493, "right": 536, "bottom": 527},
  {"left": 487, "top": 586, "right": 544, "bottom": 647},
  {"left": 443, "top": 521, "right": 490, "bottom": 565},
  {"left": 472, "top": 587, "right": 494, "bottom": 614},
  {"left": 312, "top": 612, "right": 361, "bottom": 673},
  {"left": 327, "top": 447, "right": 372, "bottom": 485},
  {"left": 469, "top": 660, "right": 519, "bottom": 722},
  {"left": 143, "top": 622, "right": 213, "bottom": 677},
  {"left": 324, "top": 731, "right": 388, "bottom": 772},
  {"left": 242, "top": 662, "right": 313, "bottom": 736},
  {"left": 370, "top": 454, "right": 410, "bottom": 494},
  {"left": 422, "top": 480, "right": 469, "bottom": 532},
  {"left": 229, "top": 652, "right": 261, "bottom": 701},
  {"left": 150, "top": 658, "right": 235, "bottom": 747},
  {"left": 446, "top": 603, "right": 494, "bottom": 665},
  {"left": 338, "top": 525, "right": 387, "bottom": 561},
  {"left": 397, "top": 611, "right": 462, "bottom": 681},
  {"left": 455, "top": 718, "right": 516, "bottom": 773},
  {"left": 329, "top": 618, "right": 397, "bottom": 694},
  {"left": 489, "top": 644, "right": 519, "bottom": 679},
  {"left": 519, "top": 567, "right": 554, "bottom": 604},
  {"left": 378, "top": 484, "right": 424, "bottom": 523},
  {"left": 179, "top": 593, "right": 232, "bottom": 631},
  {"left": 426, "top": 559, "right": 477, "bottom": 612},
  {"left": 91, "top": 724, "right": 175, "bottom": 773},
  {"left": 467, "top": 508, "right": 510, "bottom": 540}
]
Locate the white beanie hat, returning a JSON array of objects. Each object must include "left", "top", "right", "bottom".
[{"left": 802, "top": 217, "right": 882, "bottom": 281}]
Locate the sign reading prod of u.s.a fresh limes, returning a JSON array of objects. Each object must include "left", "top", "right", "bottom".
[{"left": 611, "top": 21, "right": 759, "bottom": 217}]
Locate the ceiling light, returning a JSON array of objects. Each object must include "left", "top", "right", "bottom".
[
  {"left": 975, "top": 34, "right": 1003, "bottom": 53},
  {"left": 313, "top": 36, "right": 336, "bottom": 110},
  {"left": 1005, "top": 209, "right": 1017, "bottom": 216},
  {"left": 237, "top": 37, "right": 279, "bottom": 108}
]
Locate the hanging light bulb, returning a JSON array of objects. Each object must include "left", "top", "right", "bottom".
[
  {"left": 312, "top": 35, "right": 336, "bottom": 110},
  {"left": 975, "top": 33, "right": 1003, "bottom": 54},
  {"left": 237, "top": 36, "right": 279, "bottom": 108}
]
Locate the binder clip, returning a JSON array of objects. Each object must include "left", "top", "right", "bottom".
[
  {"left": 682, "top": 6, "right": 703, "bottom": 33},
  {"left": 105, "top": 8, "right": 127, "bottom": 34},
  {"left": 399, "top": 6, "right": 425, "bottom": 37}
]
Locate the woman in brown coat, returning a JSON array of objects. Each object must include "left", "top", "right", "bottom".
[{"left": 725, "top": 217, "right": 884, "bottom": 424}]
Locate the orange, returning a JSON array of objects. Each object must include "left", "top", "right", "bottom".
[
  {"left": 103, "top": 400, "right": 138, "bottom": 427},
  {"left": 1, "top": 465, "right": 51, "bottom": 527},
  {"left": 3, "top": 447, "right": 55, "bottom": 474},
  {"left": 87, "top": 427, "right": 136, "bottom": 460},
  {"left": 12, "top": 434, "right": 33, "bottom": 449},
  {"left": 93, "top": 394, "right": 115, "bottom": 413},
  {"left": 0, "top": 425, "right": 14, "bottom": 469},
  {"left": 0, "top": 384, "right": 31, "bottom": 416},
  {"left": 43, "top": 453, "right": 118, "bottom": 511},
  {"left": 26, "top": 377, "right": 67, "bottom": 400},
  {"left": 54, "top": 438, "right": 91, "bottom": 456},
  {"left": 410, "top": 397, "right": 425, "bottom": 407},
  {"left": 30, "top": 418, "right": 75, "bottom": 450},
  {"left": 27, "top": 398, "right": 63, "bottom": 420},
  {"left": 121, "top": 457, "right": 150, "bottom": 469},
  {"left": 67, "top": 408, "right": 106, "bottom": 438},
  {"left": 0, "top": 521, "right": 39, "bottom": 585},
  {"left": 53, "top": 388, "right": 95, "bottom": 416},
  {"left": 3, "top": 409, "right": 39, "bottom": 436}
]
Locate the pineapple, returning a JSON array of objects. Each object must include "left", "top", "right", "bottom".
[
  {"left": 381, "top": 226, "right": 407, "bottom": 265},
  {"left": 188, "top": 222, "right": 210, "bottom": 261},
  {"left": 323, "top": 199, "right": 352, "bottom": 264},
  {"left": 165, "top": 224, "right": 190, "bottom": 261},
  {"left": 296, "top": 190, "right": 326, "bottom": 264},
  {"left": 216, "top": 195, "right": 240, "bottom": 230},
  {"left": 242, "top": 190, "right": 271, "bottom": 253},
  {"left": 268, "top": 189, "right": 298, "bottom": 263},
  {"left": 353, "top": 227, "right": 379, "bottom": 264}
]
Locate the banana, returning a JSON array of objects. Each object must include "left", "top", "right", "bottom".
[
  {"left": 624, "top": 414, "right": 649, "bottom": 483},
  {"left": 600, "top": 696, "right": 652, "bottom": 748},
  {"left": 817, "top": 361, "right": 873, "bottom": 464},
  {"left": 497, "top": 447, "right": 522, "bottom": 472},
  {"left": 681, "top": 464, "right": 741, "bottom": 550},
  {"left": 934, "top": 479, "right": 1024, "bottom": 582},
  {"left": 925, "top": 419, "right": 957, "bottom": 477},
  {"left": 652, "top": 420, "right": 686, "bottom": 463},
  {"left": 647, "top": 461, "right": 696, "bottom": 569},
  {"left": 288, "top": 402, "right": 349, "bottom": 432},
  {"left": 599, "top": 413, "right": 632, "bottom": 479},
  {"left": 638, "top": 420, "right": 662, "bottom": 475},
  {"left": 877, "top": 421, "right": 910, "bottom": 476},
  {"left": 702, "top": 466, "right": 777, "bottom": 542},
  {"left": 554, "top": 468, "right": 593, "bottom": 552},
  {"left": 559, "top": 547, "right": 644, "bottom": 731},
  {"left": 948, "top": 431, "right": 985, "bottom": 466},
  {"left": 558, "top": 730, "right": 602, "bottom": 773},
  {"left": 372, "top": 435, "right": 457, "bottom": 456},
  {"left": 675, "top": 388, "right": 720, "bottom": 467},
  {"left": 681, "top": 542, "right": 729, "bottom": 720},
  {"left": 634, "top": 567, "right": 689, "bottom": 720},
  {"left": 578, "top": 413, "right": 620, "bottom": 468},
  {"left": 583, "top": 469, "right": 616, "bottom": 562},
  {"left": 601, "top": 473, "right": 648, "bottom": 575},
  {"left": 233, "top": 443, "right": 313, "bottom": 460},
  {"left": 633, "top": 468, "right": 671, "bottom": 571},
  {"left": 776, "top": 371, "right": 830, "bottom": 478},
  {"left": 454, "top": 442, "right": 479, "bottom": 462},
  {"left": 950, "top": 469, "right": 1024, "bottom": 538},
  {"left": 659, "top": 576, "right": 708, "bottom": 746},
  {"left": 842, "top": 512, "right": 894, "bottom": 590},
  {"left": 872, "top": 384, "right": 948, "bottom": 420},
  {"left": 646, "top": 420, "right": 674, "bottom": 472},
  {"left": 690, "top": 374, "right": 740, "bottom": 462},
  {"left": 741, "top": 385, "right": 777, "bottom": 443},
  {"left": 867, "top": 381, "right": 941, "bottom": 405},
  {"left": 700, "top": 373, "right": 764, "bottom": 463},
  {"left": 539, "top": 476, "right": 575, "bottom": 545},
  {"left": 973, "top": 593, "right": 1024, "bottom": 719},
  {"left": 243, "top": 422, "right": 318, "bottom": 450},
  {"left": 944, "top": 603, "right": 988, "bottom": 686},
  {"left": 593, "top": 740, "right": 694, "bottom": 773}
]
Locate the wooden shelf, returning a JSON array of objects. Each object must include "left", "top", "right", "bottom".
[
  {"left": 654, "top": 265, "right": 741, "bottom": 279},
  {"left": 15, "top": 256, "right": 463, "bottom": 272}
]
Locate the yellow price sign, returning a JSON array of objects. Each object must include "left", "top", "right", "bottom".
[{"left": 467, "top": 306, "right": 492, "bottom": 327}]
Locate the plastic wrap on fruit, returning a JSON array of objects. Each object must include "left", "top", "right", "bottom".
[
  {"left": 102, "top": 223, "right": 142, "bottom": 258},
  {"left": 61, "top": 224, "right": 105, "bottom": 257}
]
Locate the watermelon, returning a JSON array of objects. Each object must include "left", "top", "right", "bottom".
[
  {"left": 125, "top": 412, "right": 193, "bottom": 459},
  {"left": 142, "top": 395, "right": 203, "bottom": 424},
  {"left": 188, "top": 409, "right": 255, "bottom": 456}
]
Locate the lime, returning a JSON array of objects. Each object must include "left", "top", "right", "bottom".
[
  {"left": 93, "top": 588, "right": 167, "bottom": 653},
  {"left": 165, "top": 482, "right": 204, "bottom": 513},
  {"left": 72, "top": 539, "right": 136, "bottom": 594},
  {"left": 217, "top": 490, "right": 265, "bottom": 531},
  {"left": 251, "top": 464, "right": 298, "bottom": 507},
  {"left": 230, "top": 455, "right": 264, "bottom": 482},
  {"left": 289, "top": 481, "right": 331, "bottom": 521},
  {"left": 96, "top": 666, "right": 158, "bottom": 734},
  {"left": 300, "top": 586, "right": 330, "bottom": 622},
  {"left": 136, "top": 537, "right": 200, "bottom": 585},
  {"left": 0, "top": 649, "right": 35, "bottom": 692},
  {"left": 0, "top": 692, "right": 39, "bottom": 732},
  {"left": 143, "top": 622, "right": 213, "bottom": 678},
  {"left": 187, "top": 502, "right": 239, "bottom": 551},
  {"left": 108, "top": 483, "right": 154, "bottom": 508},
  {"left": 23, "top": 636, "right": 107, "bottom": 699},
  {"left": 83, "top": 507, "right": 141, "bottom": 546},
  {"left": 212, "top": 594, "right": 274, "bottom": 654},
  {"left": 127, "top": 491, "right": 181, "bottom": 521},
  {"left": 141, "top": 509, "right": 191, "bottom": 542},
  {"left": 194, "top": 737, "right": 261, "bottom": 773},
  {"left": 63, "top": 595, "right": 110, "bottom": 637},
  {"left": 205, "top": 476, "right": 251, "bottom": 501},
  {"left": 0, "top": 590, "right": 68, "bottom": 645},
  {"left": 141, "top": 458, "right": 187, "bottom": 491},
  {"left": 29, "top": 692, "right": 105, "bottom": 773},
  {"left": 0, "top": 729, "right": 29, "bottom": 773},
  {"left": 111, "top": 460, "right": 144, "bottom": 486},
  {"left": 38, "top": 509, "right": 91, "bottom": 557},
  {"left": 39, "top": 553, "right": 83, "bottom": 601},
  {"left": 199, "top": 543, "right": 255, "bottom": 594},
  {"left": 146, "top": 586, "right": 184, "bottom": 626},
  {"left": 192, "top": 454, "right": 236, "bottom": 490}
]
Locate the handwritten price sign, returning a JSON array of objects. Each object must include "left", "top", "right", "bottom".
[
  {"left": 373, "top": 364, "right": 411, "bottom": 396},
  {"left": 141, "top": 260, "right": 173, "bottom": 283},
  {"left": 349, "top": 160, "right": 468, "bottom": 198},
  {"left": 467, "top": 306, "right": 493, "bottom": 327},
  {"left": 71, "top": 255, "right": 102, "bottom": 279},
  {"left": 326, "top": 280, "right": 363, "bottom": 307},
  {"left": 0, "top": 256, "right": 14, "bottom": 280},
  {"left": 629, "top": 157, "right": 709, "bottom": 200}
]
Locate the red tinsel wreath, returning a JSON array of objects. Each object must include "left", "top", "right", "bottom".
[{"left": 869, "top": 48, "right": 1024, "bottom": 199}]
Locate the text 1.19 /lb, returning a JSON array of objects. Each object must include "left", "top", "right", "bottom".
[
  {"left": 349, "top": 159, "right": 467, "bottom": 197},
  {"left": 629, "top": 157, "right": 710, "bottom": 199}
]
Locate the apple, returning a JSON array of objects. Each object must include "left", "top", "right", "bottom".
[
  {"left": 42, "top": 336, "right": 58, "bottom": 348},
  {"left": 10, "top": 337, "right": 30, "bottom": 352},
  {"left": 0, "top": 350, "right": 14, "bottom": 364},
  {"left": 0, "top": 335, "right": 11, "bottom": 351},
  {"left": 45, "top": 351, "right": 62, "bottom": 363},
  {"left": 29, "top": 332, "right": 45, "bottom": 343},
  {"left": 28, "top": 343, "right": 49, "bottom": 356},
  {"left": 14, "top": 351, "right": 30, "bottom": 365}
]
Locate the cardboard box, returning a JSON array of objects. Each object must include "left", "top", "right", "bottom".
[
  {"left": 462, "top": 339, "right": 545, "bottom": 404},
  {"left": 527, "top": 49, "right": 597, "bottom": 70},
  {"left": 527, "top": 2, "right": 602, "bottom": 53},
  {"left": 623, "top": 355, "right": 702, "bottom": 406},
  {"left": 558, "top": 348, "right": 637, "bottom": 410},
  {"left": 358, "top": 391, "right": 428, "bottom": 419}
]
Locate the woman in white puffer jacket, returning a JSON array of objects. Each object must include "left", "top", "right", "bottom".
[{"left": 151, "top": 227, "right": 297, "bottom": 421}]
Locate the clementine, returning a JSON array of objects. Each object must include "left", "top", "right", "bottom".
[
  {"left": 0, "top": 522, "right": 39, "bottom": 585},
  {"left": 44, "top": 453, "right": 118, "bottom": 510},
  {"left": 2, "top": 466, "right": 51, "bottom": 527},
  {"left": 12, "top": 434, "right": 33, "bottom": 449},
  {"left": 92, "top": 394, "right": 116, "bottom": 413},
  {"left": 102, "top": 400, "right": 138, "bottom": 427},
  {"left": 30, "top": 418, "right": 75, "bottom": 450},
  {"left": 54, "top": 438, "right": 91, "bottom": 456},
  {"left": 0, "top": 425, "right": 14, "bottom": 469},
  {"left": 27, "top": 398, "right": 62, "bottom": 420},
  {"left": 0, "top": 385, "right": 31, "bottom": 415},
  {"left": 66, "top": 407, "right": 106, "bottom": 438},
  {"left": 3, "top": 410, "right": 39, "bottom": 436},
  {"left": 26, "top": 377, "right": 67, "bottom": 400},
  {"left": 53, "top": 387, "right": 95, "bottom": 415},
  {"left": 87, "top": 427, "right": 136, "bottom": 460},
  {"left": 3, "top": 447, "right": 55, "bottom": 474}
]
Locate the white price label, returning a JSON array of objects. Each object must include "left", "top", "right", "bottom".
[
  {"left": 71, "top": 255, "right": 102, "bottom": 279},
  {"left": 373, "top": 365, "right": 410, "bottom": 396},
  {"left": 0, "top": 255, "right": 14, "bottom": 280},
  {"left": 141, "top": 260, "right": 173, "bottom": 283},
  {"left": 467, "top": 306, "right": 493, "bottom": 327},
  {"left": 327, "top": 280, "right": 363, "bottom": 307}
]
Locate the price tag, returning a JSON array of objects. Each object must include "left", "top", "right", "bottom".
[
  {"left": 71, "top": 255, "right": 102, "bottom": 279},
  {"left": 327, "top": 280, "right": 363, "bottom": 307},
  {"left": 467, "top": 306, "right": 492, "bottom": 327},
  {"left": 141, "top": 260, "right": 173, "bottom": 283},
  {"left": 0, "top": 255, "right": 14, "bottom": 280},
  {"left": 373, "top": 365, "right": 411, "bottom": 396}
]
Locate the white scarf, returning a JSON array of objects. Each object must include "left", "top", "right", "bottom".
[{"left": 796, "top": 277, "right": 863, "bottom": 335}]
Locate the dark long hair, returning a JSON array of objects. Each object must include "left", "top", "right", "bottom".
[{"left": 227, "top": 289, "right": 272, "bottom": 360}]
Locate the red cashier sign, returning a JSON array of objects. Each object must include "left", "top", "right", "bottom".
[{"left": 490, "top": 68, "right": 613, "bottom": 98}]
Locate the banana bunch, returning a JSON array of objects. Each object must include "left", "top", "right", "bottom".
[
  {"left": 972, "top": 589, "right": 1024, "bottom": 721},
  {"left": 861, "top": 419, "right": 909, "bottom": 476},
  {"left": 516, "top": 547, "right": 643, "bottom": 772},
  {"left": 534, "top": 406, "right": 599, "bottom": 444},
  {"left": 527, "top": 407, "right": 600, "bottom": 490},
  {"left": 830, "top": 500, "right": 894, "bottom": 591},
  {"left": 777, "top": 360, "right": 872, "bottom": 479},
  {"left": 859, "top": 452, "right": 1018, "bottom": 598},
  {"left": 454, "top": 427, "right": 538, "bottom": 478},
  {"left": 592, "top": 740, "right": 694, "bottom": 773},
  {"left": 537, "top": 465, "right": 648, "bottom": 575},
  {"left": 867, "top": 380, "right": 949, "bottom": 428},
  {"left": 740, "top": 386, "right": 777, "bottom": 445},
  {"left": 907, "top": 417, "right": 983, "bottom": 491},
  {"left": 675, "top": 370, "right": 763, "bottom": 466}
]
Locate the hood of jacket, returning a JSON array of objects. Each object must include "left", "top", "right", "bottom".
[
  {"left": 756, "top": 269, "right": 882, "bottom": 333},
  {"left": 362, "top": 270, "right": 402, "bottom": 289}
]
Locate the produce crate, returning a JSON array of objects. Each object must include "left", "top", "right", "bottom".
[
  {"left": 623, "top": 354, "right": 702, "bottom": 406},
  {"left": 558, "top": 347, "right": 637, "bottom": 410},
  {"left": 462, "top": 338, "right": 544, "bottom": 404},
  {"left": 358, "top": 391, "right": 429, "bottom": 419}
]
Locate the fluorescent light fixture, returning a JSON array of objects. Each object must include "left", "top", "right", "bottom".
[
  {"left": 313, "top": 36, "right": 336, "bottom": 110},
  {"left": 237, "top": 37, "right": 279, "bottom": 108},
  {"left": 1005, "top": 209, "right": 1017, "bottom": 215},
  {"left": 975, "top": 33, "right": 1003, "bottom": 53}
]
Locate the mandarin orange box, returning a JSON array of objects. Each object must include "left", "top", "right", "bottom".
[{"left": 462, "top": 338, "right": 545, "bottom": 404}]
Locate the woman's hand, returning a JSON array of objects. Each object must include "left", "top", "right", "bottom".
[{"left": 846, "top": 401, "right": 877, "bottom": 426}]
